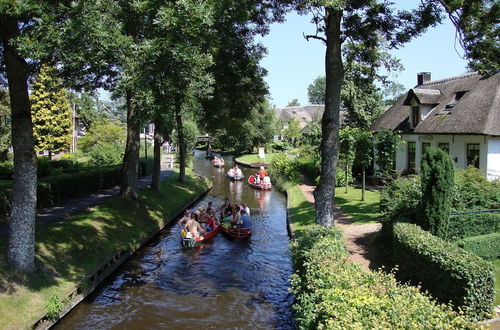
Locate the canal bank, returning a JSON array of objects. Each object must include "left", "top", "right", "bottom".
[
  {"left": 0, "top": 169, "right": 211, "bottom": 330},
  {"left": 54, "top": 150, "right": 295, "bottom": 329}
]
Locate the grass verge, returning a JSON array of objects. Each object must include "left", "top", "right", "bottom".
[
  {"left": 0, "top": 169, "right": 209, "bottom": 329},
  {"left": 235, "top": 153, "right": 280, "bottom": 167},
  {"left": 286, "top": 185, "right": 315, "bottom": 238},
  {"left": 334, "top": 186, "right": 380, "bottom": 224}
]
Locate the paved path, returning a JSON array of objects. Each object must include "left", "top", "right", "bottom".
[
  {"left": 298, "top": 183, "right": 384, "bottom": 272},
  {"left": 0, "top": 155, "right": 175, "bottom": 238}
]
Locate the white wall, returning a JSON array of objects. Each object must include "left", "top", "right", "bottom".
[{"left": 487, "top": 137, "right": 500, "bottom": 181}]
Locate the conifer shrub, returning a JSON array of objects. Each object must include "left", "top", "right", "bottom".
[
  {"left": 456, "top": 233, "right": 500, "bottom": 260},
  {"left": 392, "top": 222, "right": 494, "bottom": 321},
  {"left": 290, "top": 225, "right": 474, "bottom": 329},
  {"left": 419, "top": 147, "right": 454, "bottom": 238}
]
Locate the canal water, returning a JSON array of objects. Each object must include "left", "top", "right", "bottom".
[{"left": 55, "top": 150, "right": 294, "bottom": 329}]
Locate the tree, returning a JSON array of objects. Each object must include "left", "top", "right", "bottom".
[
  {"left": 382, "top": 82, "right": 406, "bottom": 106},
  {"left": 284, "top": 117, "right": 302, "bottom": 146},
  {"left": 31, "top": 64, "right": 72, "bottom": 159},
  {"left": 78, "top": 119, "right": 126, "bottom": 153},
  {"left": 68, "top": 92, "right": 105, "bottom": 131},
  {"left": 354, "top": 130, "right": 373, "bottom": 201},
  {"left": 308, "top": 76, "right": 326, "bottom": 104},
  {"left": 339, "top": 127, "right": 357, "bottom": 193},
  {"left": 374, "top": 130, "right": 400, "bottom": 176},
  {"left": 287, "top": 98, "right": 301, "bottom": 107},
  {"left": 418, "top": 147, "right": 454, "bottom": 238},
  {"left": 0, "top": 88, "right": 11, "bottom": 161},
  {"left": 297, "top": 1, "right": 444, "bottom": 226}
]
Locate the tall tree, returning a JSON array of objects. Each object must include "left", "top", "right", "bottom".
[
  {"left": 308, "top": 76, "right": 326, "bottom": 104},
  {"left": 287, "top": 98, "right": 301, "bottom": 107},
  {"left": 297, "top": 1, "right": 443, "bottom": 226},
  {"left": 31, "top": 64, "right": 72, "bottom": 159}
]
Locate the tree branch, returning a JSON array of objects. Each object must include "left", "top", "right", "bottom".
[{"left": 303, "top": 32, "right": 326, "bottom": 44}]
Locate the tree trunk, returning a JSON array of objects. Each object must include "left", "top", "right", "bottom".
[
  {"left": 120, "top": 89, "right": 140, "bottom": 199},
  {"left": 313, "top": 8, "right": 344, "bottom": 227},
  {"left": 1, "top": 17, "right": 37, "bottom": 272},
  {"left": 345, "top": 162, "right": 348, "bottom": 193},
  {"left": 48, "top": 151, "right": 52, "bottom": 160},
  {"left": 362, "top": 169, "right": 366, "bottom": 201},
  {"left": 175, "top": 97, "right": 186, "bottom": 183},
  {"left": 151, "top": 118, "right": 162, "bottom": 191}
]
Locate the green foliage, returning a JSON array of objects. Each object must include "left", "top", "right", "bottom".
[
  {"left": 270, "top": 154, "right": 300, "bottom": 191},
  {"left": 335, "top": 167, "right": 353, "bottom": 187},
  {"left": 290, "top": 225, "right": 474, "bottom": 329},
  {"left": 31, "top": 64, "right": 72, "bottom": 158},
  {"left": 374, "top": 130, "right": 400, "bottom": 175},
  {"left": 68, "top": 91, "right": 105, "bottom": 130},
  {"left": 419, "top": 147, "right": 454, "bottom": 238},
  {"left": 457, "top": 233, "right": 500, "bottom": 261},
  {"left": 382, "top": 82, "right": 406, "bottom": 106},
  {"left": 78, "top": 119, "right": 126, "bottom": 153},
  {"left": 0, "top": 89, "right": 11, "bottom": 161},
  {"left": 283, "top": 118, "right": 302, "bottom": 146},
  {"left": 286, "top": 98, "right": 300, "bottom": 107},
  {"left": 89, "top": 142, "right": 124, "bottom": 167},
  {"left": 0, "top": 162, "right": 13, "bottom": 180},
  {"left": 295, "top": 156, "right": 319, "bottom": 182},
  {"left": 44, "top": 294, "right": 63, "bottom": 321},
  {"left": 354, "top": 129, "right": 373, "bottom": 171},
  {"left": 453, "top": 166, "right": 500, "bottom": 211},
  {"left": 392, "top": 222, "right": 495, "bottom": 321},
  {"left": 448, "top": 212, "right": 500, "bottom": 241},
  {"left": 307, "top": 76, "right": 325, "bottom": 104}
]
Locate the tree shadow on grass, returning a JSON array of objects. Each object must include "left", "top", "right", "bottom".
[{"left": 334, "top": 196, "right": 380, "bottom": 224}]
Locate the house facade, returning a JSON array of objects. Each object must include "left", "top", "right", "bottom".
[{"left": 371, "top": 71, "right": 500, "bottom": 181}]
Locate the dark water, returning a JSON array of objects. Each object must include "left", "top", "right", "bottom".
[{"left": 54, "top": 150, "right": 294, "bottom": 329}]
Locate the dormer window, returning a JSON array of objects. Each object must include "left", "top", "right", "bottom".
[
  {"left": 445, "top": 91, "right": 467, "bottom": 110},
  {"left": 411, "top": 106, "right": 420, "bottom": 127}
]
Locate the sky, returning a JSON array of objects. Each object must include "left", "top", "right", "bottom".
[{"left": 256, "top": 7, "right": 470, "bottom": 108}]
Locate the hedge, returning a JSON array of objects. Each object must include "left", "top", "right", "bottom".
[
  {"left": 290, "top": 225, "right": 473, "bottom": 329},
  {"left": 456, "top": 233, "right": 500, "bottom": 260},
  {"left": 392, "top": 222, "right": 494, "bottom": 321},
  {"left": 447, "top": 212, "right": 499, "bottom": 241},
  {"left": 0, "top": 159, "right": 154, "bottom": 222}
]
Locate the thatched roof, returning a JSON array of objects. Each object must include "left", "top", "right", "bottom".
[
  {"left": 371, "top": 71, "right": 500, "bottom": 136},
  {"left": 275, "top": 105, "right": 325, "bottom": 130}
]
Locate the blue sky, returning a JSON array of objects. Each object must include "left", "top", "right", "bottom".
[{"left": 256, "top": 8, "right": 470, "bottom": 108}]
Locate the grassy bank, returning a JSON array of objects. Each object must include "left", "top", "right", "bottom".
[
  {"left": 286, "top": 185, "right": 315, "bottom": 238},
  {"left": 235, "top": 153, "right": 279, "bottom": 167},
  {"left": 0, "top": 170, "right": 209, "bottom": 329},
  {"left": 334, "top": 186, "right": 380, "bottom": 224}
]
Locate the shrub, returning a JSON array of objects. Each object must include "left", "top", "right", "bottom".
[
  {"left": 392, "top": 222, "right": 494, "bottom": 321},
  {"left": 138, "top": 157, "right": 153, "bottom": 177},
  {"left": 453, "top": 166, "right": 500, "bottom": 211},
  {"left": 290, "top": 225, "right": 474, "bottom": 329},
  {"left": 456, "top": 233, "right": 500, "bottom": 260},
  {"left": 270, "top": 154, "right": 299, "bottom": 191},
  {"left": 0, "top": 161, "right": 13, "bottom": 180},
  {"left": 419, "top": 147, "right": 454, "bottom": 238},
  {"left": 295, "top": 156, "right": 319, "bottom": 181},
  {"left": 447, "top": 212, "right": 500, "bottom": 241},
  {"left": 89, "top": 142, "right": 124, "bottom": 167},
  {"left": 38, "top": 156, "right": 54, "bottom": 178},
  {"left": 335, "top": 166, "right": 353, "bottom": 187}
]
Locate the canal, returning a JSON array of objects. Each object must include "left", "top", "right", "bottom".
[{"left": 55, "top": 150, "right": 294, "bottom": 329}]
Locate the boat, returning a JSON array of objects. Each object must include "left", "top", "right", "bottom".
[
  {"left": 181, "top": 224, "right": 220, "bottom": 247},
  {"left": 212, "top": 158, "right": 224, "bottom": 167},
  {"left": 247, "top": 175, "right": 272, "bottom": 190},
  {"left": 227, "top": 170, "right": 244, "bottom": 181},
  {"left": 220, "top": 223, "right": 252, "bottom": 238}
]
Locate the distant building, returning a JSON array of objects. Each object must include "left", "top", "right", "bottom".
[{"left": 371, "top": 71, "right": 500, "bottom": 181}]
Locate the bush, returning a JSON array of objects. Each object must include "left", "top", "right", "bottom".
[
  {"left": 335, "top": 166, "right": 353, "bottom": 187},
  {"left": 447, "top": 212, "right": 500, "bottom": 241},
  {"left": 138, "top": 157, "right": 153, "bottom": 178},
  {"left": 456, "top": 233, "right": 500, "bottom": 260},
  {"left": 453, "top": 166, "right": 500, "bottom": 211},
  {"left": 295, "top": 156, "right": 319, "bottom": 181},
  {"left": 392, "top": 222, "right": 494, "bottom": 321},
  {"left": 290, "top": 225, "right": 473, "bottom": 329},
  {"left": 0, "top": 162, "right": 13, "bottom": 180},
  {"left": 270, "top": 154, "right": 299, "bottom": 191},
  {"left": 89, "top": 142, "right": 124, "bottom": 167}
]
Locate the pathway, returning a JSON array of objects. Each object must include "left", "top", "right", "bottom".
[
  {"left": 298, "top": 183, "right": 384, "bottom": 271},
  {"left": 0, "top": 154, "right": 175, "bottom": 238}
]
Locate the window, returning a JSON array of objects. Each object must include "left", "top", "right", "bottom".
[
  {"left": 467, "top": 144, "right": 480, "bottom": 168},
  {"left": 438, "top": 143, "right": 449, "bottom": 154},
  {"left": 422, "top": 142, "right": 430, "bottom": 156},
  {"left": 407, "top": 142, "right": 416, "bottom": 170},
  {"left": 412, "top": 106, "right": 420, "bottom": 127}
]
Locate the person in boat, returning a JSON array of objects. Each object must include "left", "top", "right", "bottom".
[
  {"left": 216, "top": 198, "right": 232, "bottom": 219},
  {"left": 258, "top": 166, "right": 268, "bottom": 180},
  {"left": 178, "top": 209, "right": 191, "bottom": 229},
  {"left": 206, "top": 209, "right": 218, "bottom": 231},
  {"left": 231, "top": 205, "right": 242, "bottom": 226},
  {"left": 184, "top": 213, "right": 204, "bottom": 237},
  {"left": 253, "top": 173, "right": 260, "bottom": 184},
  {"left": 206, "top": 201, "right": 213, "bottom": 214},
  {"left": 228, "top": 167, "right": 235, "bottom": 177},
  {"left": 233, "top": 165, "right": 242, "bottom": 177},
  {"left": 239, "top": 209, "right": 252, "bottom": 229},
  {"left": 241, "top": 202, "right": 250, "bottom": 217},
  {"left": 198, "top": 209, "right": 209, "bottom": 231}
]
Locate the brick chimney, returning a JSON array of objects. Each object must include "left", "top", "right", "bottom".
[{"left": 417, "top": 72, "right": 431, "bottom": 85}]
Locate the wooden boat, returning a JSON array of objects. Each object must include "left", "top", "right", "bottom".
[
  {"left": 227, "top": 171, "right": 244, "bottom": 181},
  {"left": 220, "top": 224, "right": 252, "bottom": 238},
  {"left": 212, "top": 158, "right": 224, "bottom": 167},
  {"left": 181, "top": 224, "right": 220, "bottom": 247},
  {"left": 247, "top": 176, "right": 272, "bottom": 190}
]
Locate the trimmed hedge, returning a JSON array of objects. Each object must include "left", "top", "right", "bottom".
[
  {"left": 0, "top": 159, "right": 154, "bottom": 222},
  {"left": 392, "top": 222, "right": 494, "bottom": 321},
  {"left": 290, "top": 225, "right": 473, "bottom": 329},
  {"left": 456, "top": 233, "right": 500, "bottom": 260},
  {"left": 447, "top": 212, "right": 499, "bottom": 241}
]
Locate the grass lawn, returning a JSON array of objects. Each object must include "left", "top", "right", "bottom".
[
  {"left": 235, "top": 153, "right": 280, "bottom": 166},
  {"left": 494, "top": 259, "right": 500, "bottom": 306},
  {"left": 286, "top": 185, "right": 316, "bottom": 238},
  {"left": 0, "top": 170, "right": 208, "bottom": 329},
  {"left": 334, "top": 186, "right": 381, "bottom": 224}
]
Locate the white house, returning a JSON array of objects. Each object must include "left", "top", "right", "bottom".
[{"left": 371, "top": 71, "right": 500, "bottom": 181}]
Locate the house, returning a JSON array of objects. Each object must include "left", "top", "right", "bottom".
[{"left": 371, "top": 71, "right": 500, "bottom": 181}]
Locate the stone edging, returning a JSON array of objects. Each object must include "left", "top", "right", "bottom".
[
  {"left": 233, "top": 157, "right": 269, "bottom": 169},
  {"left": 33, "top": 176, "right": 213, "bottom": 330}
]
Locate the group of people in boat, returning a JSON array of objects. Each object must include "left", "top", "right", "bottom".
[
  {"left": 212, "top": 156, "right": 225, "bottom": 166},
  {"left": 179, "top": 198, "right": 251, "bottom": 238},
  {"left": 227, "top": 165, "right": 243, "bottom": 178},
  {"left": 249, "top": 166, "right": 270, "bottom": 184}
]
